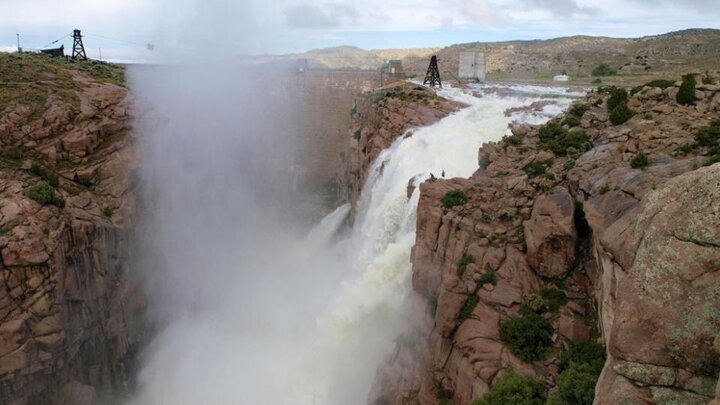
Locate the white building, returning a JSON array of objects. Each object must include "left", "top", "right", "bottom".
[
  {"left": 553, "top": 74, "right": 570, "bottom": 82},
  {"left": 458, "top": 52, "right": 486, "bottom": 82}
]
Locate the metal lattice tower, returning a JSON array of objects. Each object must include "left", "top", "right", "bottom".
[
  {"left": 71, "top": 29, "right": 87, "bottom": 60},
  {"left": 423, "top": 55, "right": 442, "bottom": 88}
]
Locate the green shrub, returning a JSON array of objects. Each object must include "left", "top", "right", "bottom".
[
  {"left": 550, "top": 130, "right": 592, "bottom": 156},
  {"left": 524, "top": 160, "right": 553, "bottom": 178},
  {"left": 553, "top": 363, "right": 599, "bottom": 405},
  {"left": 538, "top": 122, "right": 592, "bottom": 156},
  {"left": 23, "top": 181, "right": 64, "bottom": 207},
  {"left": 30, "top": 163, "right": 60, "bottom": 187},
  {"left": 503, "top": 134, "right": 523, "bottom": 146},
  {"left": 609, "top": 103, "right": 635, "bottom": 125},
  {"left": 459, "top": 295, "right": 480, "bottom": 319},
  {"left": 539, "top": 288, "right": 568, "bottom": 311},
  {"left": 538, "top": 121, "right": 565, "bottom": 141},
  {"left": 562, "top": 116, "right": 581, "bottom": 127},
  {"left": 102, "top": 206, "right": 114, "bottom": 217},
  {"left": 599, "top": 184, "right": 611, "bottom": 194},
  {"left": 442, "top": 190, "right": 468, "bottom": 209},
  {"left": 695, "top": 120, "right": 720, "bottom": 147},
  {"left": 520, "top": 288, "right": 568, "bottom": 315},
  {"left": 480, "top": 153, "right": 491, "bottom": 169},
  {"left": 558, "top": 340, "right": 606, "bottom": 373},
  {"left": 480, "top": 271, "right": 498, "bottom": 286},
  {"left": 591, "top": 63, "right": 616, "bottom": 77},
  {"left": 500, "top": 311, "right": 554, "bottom": 362},
  {"left": 630, "top": 79, "right": 675, "bottom": 95},
  {"left": 471, "top": 371, "right": 546, "bottom": 405},
  {"left": 630, "top": 150, "right": 649, "bottom": 169},
  {"left": 677, "top": 74, "right": 697, "bottom": 105},
  {"left": 705, "top": 153, "right": 720, "bottom": 167},
  {"left": 606, "top": 88, "right": 628, "bottom": 111},
  {"left": 568, "top": 104, "right": 590, "bottom": 118},
  {"left": 592, "top": 78, "right": 602, "bottom": 84},
  {"left": 592, "top": 98, "right": 602, "bottom": 107},
  {"left": 457, "top": 254, "right": 474, "bottom": 276}
]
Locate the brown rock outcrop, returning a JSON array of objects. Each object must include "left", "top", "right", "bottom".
[
  {"left": 347, "top": 82, "right": 462, "bottom": 217},
  {"left": 0, "top": 57, "right": 143, "bottom": 404},
  {"left": 524, "top": 191, "right": 577, "bottom": 278},
  {"left": 370, "top": 75, "right": 720, "bottom": 404},
  {"left": 592, "top": 165, "right": 720, "bottom": 404}
]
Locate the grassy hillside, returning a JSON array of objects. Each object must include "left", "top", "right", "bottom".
[
  {"left": 0, "top": 52, "right": 125, "bottom": 119},
  {"left": 288, "top": 29, "right": 720, "bottom": 85}
]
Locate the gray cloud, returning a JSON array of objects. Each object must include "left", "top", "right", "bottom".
[
  {"left": 630, "top": 0, "right": 720, "bottom": 12},
  {"left": 522, "top": 0, "right": 600, "bottom": 17},
  {"left": 285, "top": 3, "right": 358, "bottom": 29}
]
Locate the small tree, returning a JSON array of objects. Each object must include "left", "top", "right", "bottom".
[
  {"left": 472, "top": 371, "right": 547, "bottom": 405},
  {"left": 677, "top": 74, "right": 697, "bottom": 105},
  {"left": 591, "top": 63, "right": 616, "bottom": 77},
  {"left": 609, "top": 103, "right": 635, "bottom": 125},
  {"left": 442, "top": 190, "right": 468, "bottom": 209},
  {"left": 500, "top": 311, "right": 554, "bottom": 362},
  {"left": 606, "top": 88, "right": 628, "bottom": 111}
]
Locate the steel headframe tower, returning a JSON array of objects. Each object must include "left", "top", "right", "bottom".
[
  {"left": 423, "top": 55, "right": 442, "bottom": 88},
  {"left": 72, "top": 29, "right": 87, "bottom": 60}
]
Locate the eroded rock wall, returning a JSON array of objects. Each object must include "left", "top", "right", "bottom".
[
  {"left": 0, "top": 65, "right": 143, "bottom": 404},
  {"left": 347, "top": 82, "right": 461, "bottom": 216},
  {"left": 370, "top": 72, "right": 720, "bottom": 404}
]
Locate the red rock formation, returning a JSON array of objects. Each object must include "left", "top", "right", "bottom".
[
  {"left": 346, "top": 82, "right": 462, "bottom": 217},
  {"left": 370, "top": 71, "right": 720, "bottom": 404},
  {"left": 0, "top": 58, "right": 143, "bottom": 404}
]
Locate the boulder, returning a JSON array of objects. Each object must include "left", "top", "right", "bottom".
[{"left": 524, "top": 190, "right": 577, "bottom": 278}]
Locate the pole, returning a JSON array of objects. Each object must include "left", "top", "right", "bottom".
[
  {"left": 99, "top": 48, "right": 102, "bottom": 61},
  {"left": 16, "top": 33, "right": 21, "bottom": 53}
]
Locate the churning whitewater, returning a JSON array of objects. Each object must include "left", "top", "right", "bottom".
[
  {"left": 128, "top": 80, "right": 581, "bottom": 405},
  {"left": 284, "top": 84, "right": 582, "bottom": 404}
]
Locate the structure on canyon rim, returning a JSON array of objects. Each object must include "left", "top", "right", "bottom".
[
  {"left": 423, "top": 55, "right": 442, "bottom": 87},
  {"left": 458, "top": 51, "right": 486, "bottom": 82},
  {"left": 72, "top": 29, "right": 87, "bottom": 60}
]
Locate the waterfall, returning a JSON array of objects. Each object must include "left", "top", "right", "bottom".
[
  {"left": 284, "top": 84, "right": 582, "bottom": 404},
  {"left": 128, "top": 79, "right": 581, "bottom": 405}
]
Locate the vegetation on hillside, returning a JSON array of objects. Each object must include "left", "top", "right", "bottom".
[
  {"left": 591, "top": 63, "right": 616, "bottom": 77},
  {"left": 677, "top": 74, "right": 697, "bottom": 105},
  {"left": 0, "top": 52, "right": 124, "bottom": 120},
  {"left": 472, "top": 371, "right": 547, "bottom": 405},
  {"left": 442, "top": 190, "right": 468, "bottom": 208},
  {"left": 537, "top": 122, "right": 592, "bottom": 157}
]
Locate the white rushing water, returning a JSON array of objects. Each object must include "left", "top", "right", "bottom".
[
  {"left": 283, "top": 83, "right": 582, "bottom": 404},
  {"left": 129, "top": 82, "right": 581, "bottom": 405}
]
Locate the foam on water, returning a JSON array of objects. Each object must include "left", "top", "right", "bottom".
[
  {"left": 129, "top": 82, "right": 581, "bottom": 405},
  {"left": 284, "top": 83, "right": 580, "bottom": 404}
]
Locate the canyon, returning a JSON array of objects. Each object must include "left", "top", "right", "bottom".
[{"left": 0, "top": 49, "right": 719, "bottom": 405}]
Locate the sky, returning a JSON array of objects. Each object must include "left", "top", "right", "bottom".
[{"left": 0, "top": 0, "right": 718, "bottom": 62}]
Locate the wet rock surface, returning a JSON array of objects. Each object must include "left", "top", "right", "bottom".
[
  {"left": 347, "top": 82, "right": 463, "bottom": 218},
  {"left": 0, "top": 62, "right": 143, "bottom": 404}
]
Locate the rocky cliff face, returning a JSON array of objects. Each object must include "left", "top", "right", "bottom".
[
  {"left": 346, "top": 82, "right": 461, "bottom": 217},
  {"left": 0, "top": 54, "right": 143, "bottom": 404},
  {"left": 366, "top": 72, "right": 720, "bottom": 404}
]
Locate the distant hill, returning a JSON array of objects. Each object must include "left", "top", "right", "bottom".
[{"left": 280, "top": 29, "right": 720, "bottom": 84}]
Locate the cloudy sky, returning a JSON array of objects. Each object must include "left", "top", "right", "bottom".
[{"left": 0, "top": 0, "right": 718, "bottom": 61}]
